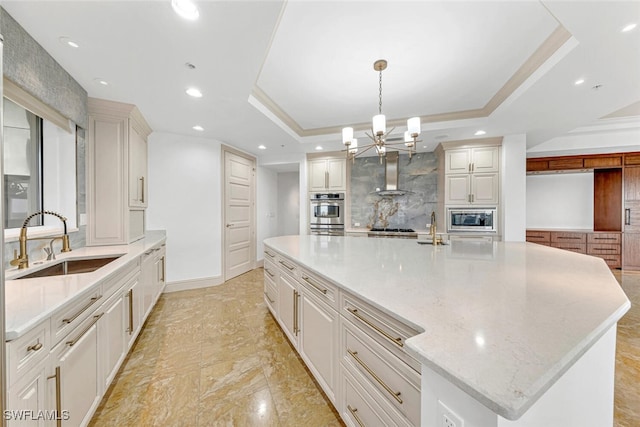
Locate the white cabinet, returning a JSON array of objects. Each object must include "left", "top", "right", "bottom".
[
  {"left": 98, "top": 291, "right": 126, "bottom": 392},
  {"left": 124, "top": 275, "right": 143, "bottom": 349},
  {"left": 439, "top": 141, "right": 501, "bottom": 206},
  {"left": 277, "top": 271, "right": 299, "bottom": 344},
  {"left": 6, "top": 364, "right": 49, "bottom": 427},
  {"left": 87, "top": 98, "right": 152, "bottom": 245},
  {"left": 49, "top": 313, "right": 102, "bottom": 427},
  {"left": 308, "top": 157, "right": 347, "bottom": 192},
  {"left": 298, "top": 286, "right": 339, "bottom": 403}
]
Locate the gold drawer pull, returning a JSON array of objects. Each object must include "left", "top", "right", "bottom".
[
  {"left": 557, "top": 236, "right": 582, "bottom": 240},
  {"left": 347, "top": 307, "right": 403, "bottom": 347},
  {"left": 66, "top": 313, "right": 103, "bottom": 347},
  {"left": 264, "top": 292, "right": 275, "bottom": 304},
  {"left": 348, "top": 349, "right": 403, "bottom": 404},
  {"left": 62, "top": 295, "right": 102, "bottom": 324},
  {"left": 265, "top": 268, "right": 275, "bottom": 277},
  {"left": 302, "top": 275, "right": 328, "bottom": 294},
  {"left": 265, "top": 250, "right": 276, "bottom": 258},
  {"left": 47, "top": 366, "right": 62, "bottom": 427},
  {"left": 279, "top": 260, "right": 295, "bottom": 271},
  {"left": 348, "top": 405, "right": 365, "bottom": 427},
  {"left": 27, "top": 342, "right": 43, "bottom": 352}
]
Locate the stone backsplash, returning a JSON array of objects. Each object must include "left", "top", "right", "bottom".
[{"left": 350, "top": 152, "right": 438, "bottom": 231}]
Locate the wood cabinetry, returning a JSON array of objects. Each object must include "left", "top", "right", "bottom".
[
  {"left": 526, "top": 230, "right": 622, "bottom": 268},
  {"left": 308, "top": 157, "right": 347, "bottom": 192},
  {"left": 526, "top": 153, "right": 623, "bottom": 173},
  {"left": 87, "top": 98, "right": 152, "bottom": 246},
  {"left": 623, "top": 163, "right": 640, "bottom": 270},
  {"left": 438, "top": 140, "right": 501, "bottom": 207}
]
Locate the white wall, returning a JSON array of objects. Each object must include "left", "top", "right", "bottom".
[
  {"left": 526, "top": 172, "right": 594, "bottom": 229},
  {"left": 502, "top": 134, "right": 527, "bottom": 242},
  {"left": 147, "top": 132, "right": 222, "bottom": 283},
  {"left": 256, "top": 166, "right": 278, "bottom": 261},
  {"left": 277, "top": 171, "right": 300, "bottom": 236}
]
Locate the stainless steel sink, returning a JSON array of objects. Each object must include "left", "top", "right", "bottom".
[{"left": 16, "top": 256, "right": 122, "bottom": 279}]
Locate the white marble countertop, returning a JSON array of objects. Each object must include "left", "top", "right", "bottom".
[
  {"left": 263, "top": 235, "right": 630, "bottom": 420},
  {"left": 4, "top": 230, "right": 166, "bottom": 341}
]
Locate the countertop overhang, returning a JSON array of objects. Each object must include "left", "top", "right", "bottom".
[
  {"left": 4, "top": 230, "right": 166, "bottom": 341},
  {"left": 263, "top": 235, "right": 630, "bottom": 420}
]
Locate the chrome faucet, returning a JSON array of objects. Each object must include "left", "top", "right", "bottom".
[
  {"left": 430, "top": 211, "right": 442, "bottom": 246},
  {"left": 10, "top": 210, "right": 72, "bottom": 269}
]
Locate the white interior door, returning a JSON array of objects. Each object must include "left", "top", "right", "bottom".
[{"left": 223, "top": 147, "right": 256, "bottom": 281}]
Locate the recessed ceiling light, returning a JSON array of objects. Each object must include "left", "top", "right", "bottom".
[
  {"left": 192, "top": 125, "right": 204, "bottom": 131},
  {"left": 185, "top": 87, "right": 203, "bottom": 98},
  {"left": 172, "top": 0, "right": 199, "bottom": 20},
  {"left": 93, "top": 78, "right": 109, "bottom": 86},
  {"left": 58, "top": 36, "right": 79, "bottom": 48},
  {"left": 474, "top": 130, "right": 486, "bottom": 136},
  {"left": 622, "top": 23, "right": 637, "bottom": 32},
  {"left": 258, "top": 145, "right": 266, "bottom": 150},
  {"left": 185, "top": 62, "right": 196, "bottom": 70},
  {"left": 315, "top": 146, "right": 323, "bottom": 151},
  {"left": 574, "top": 79, "right": 585, "bottom": 85}
]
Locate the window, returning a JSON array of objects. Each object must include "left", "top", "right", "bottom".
[{"left": 3, "top": 98, "right": 43, "bottom": 228}]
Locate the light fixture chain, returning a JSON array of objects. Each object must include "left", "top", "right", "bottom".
[{"left": 378, "top": 68, "right": 383, "bottom": 115}]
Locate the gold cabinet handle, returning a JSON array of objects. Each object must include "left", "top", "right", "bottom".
[
  {"left": 140, "top": 176, "right": 145, "bottom": 203},
  {"left": 346, "top": 307, "right": 403, "bottom": 347},
  {"left": 127, "top": 289, "right": 134, "bottom": 335},
  {"left": 47, "top": 366, "right": 62, "bottom": 427},
  {"left": 62, "top": 295, "right": 102, "bottom": 324},
  {"left": 293, "top": 290, "right": 299, "bottom": 335},
  {"left": 265, "top": 250, "right": 275, "bottom": 258},
  {"left": 279, "top": 260, "right": 295, "bottom": 271},
  {"left": 264, "top": 291, "right": 275, "bottom": 304},
  {"left": 302, "top": 275, "right": 327, "bottom": 294},
  {"left": 347, "top": 349, "right": 403, "bottom": 404},
  {"left": 265, "top": 268, "right": 275, "bottom": 278},
  {"left": 66, "top": 313, "right": 103, "bottom": 347},
  {"left": 27, "top": 342, "right": 43, "bottom": 352},
  {"left": 347, "top": 405, "right": 365, "bottom": 427}
]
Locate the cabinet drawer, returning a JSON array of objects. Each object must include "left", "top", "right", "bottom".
[
  {"left": 6, "top": 319, "right": 50, "bottom": 387},
  {"left": 593, "top": 254, "right": 621, "bottom": 268},
  {"left": 51, "top": 289, "right": 103, "bottom": 346},
  {"left": 299, "top": 268, "right": 339, "bottom": 310},
  {"left": 342, "top": 319, "right": 421, "bottom": 425},
  {"left": 584, "top": 156, "right": 622, "bottom": 168},
  {"left": 264, "top": 248, "right": 278, "bottom": 263},
  {"left": 342, "top": 367, "right": 411, "bottom": 427},
  {"left": 550, "top": 232, "right": 586, "bottom": 243},
  {"left": 341, "top": 292, "right": 420, "bottom": 372},
  {"left": 264, "top": 274, "right": 278, "bottom": 315},
  {"left": 102, "top": 259, "right": 140, "bottom": 300},
  {"left": 277, "top": 255, "right": 299, "bottom": 279},
  {"left": 263, "top": 258, "right": 279, "bottom": 282},
  {"left": 551, "top": 242, "right": 587, "bottom": 254},
  {"left": 526, "top": 231, "right": 550, "bottom": 243},
  {"left": 587, "top": 243, "right": 621, "bottom": 255},
  {"left": 588, "top": 233, "right": 621, "bottom": 245}
]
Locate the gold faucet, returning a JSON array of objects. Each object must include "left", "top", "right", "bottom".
[
  {"left": 10, "top": 210, "right": 72, "bottom": 269},
  {"left": 430, "top": 211, "right": 443, "bottom": 245}
]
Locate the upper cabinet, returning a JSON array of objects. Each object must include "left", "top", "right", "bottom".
[
  {"left": 87, "top": 98, "right": 152, "bottom": 245},
  {"left": 308, "top": 156, "right": 347, "bottom": 192},
  {"left": 438, "top": 139, "right": 502, "bottom": 206},
  {"left": 526, "top": 153, "right": 624, "bottom": 173}
]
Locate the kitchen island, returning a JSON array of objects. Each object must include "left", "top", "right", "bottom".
[{"left": 264, "top": 235, "right": 630, "bottom": 426}]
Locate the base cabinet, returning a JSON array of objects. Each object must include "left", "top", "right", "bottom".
[
  {"left": 99, "top": 291, "right": 126, "bottom": 392},
  {"left": 6, "top": 364, "right": 49, "bottom": 427},
  {"left": 49, "top": 314, "right": 102, "bottom": 427},
  {"left": 264, "top": 247, "right": 420, "bottom": 425}
]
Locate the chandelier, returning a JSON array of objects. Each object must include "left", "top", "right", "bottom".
[{"left": 342, "top": 59, "right": 421, "bottom": 162}]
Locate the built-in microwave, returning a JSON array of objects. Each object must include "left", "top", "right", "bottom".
[{"left": 447, "top": 207, "right": 497, "bottom": 233}]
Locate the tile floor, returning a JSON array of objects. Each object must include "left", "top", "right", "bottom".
[
  {"left": 90, "top": 268, "right": 640, "bottom": 426},
  {"left": 89, "top": 268, "right": 343, "bottom": 426}
]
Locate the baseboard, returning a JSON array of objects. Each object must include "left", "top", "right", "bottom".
[
  {"left": 163, "top": 276, "right": 224, "bottom": 293},
  {"left": 256, "top": 259, "right": 264, "bottom": 268}
]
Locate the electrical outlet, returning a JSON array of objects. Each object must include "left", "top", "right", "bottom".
[{"left": 438, "top": 400, "right": 464, "bottom": 427}]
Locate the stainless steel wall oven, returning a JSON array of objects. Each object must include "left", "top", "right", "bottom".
[{"left": 310, "top": 193, "right": 344, "bottom": 235}]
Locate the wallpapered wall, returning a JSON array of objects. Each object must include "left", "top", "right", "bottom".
[{"left": 350, "top": 152, "right": 438, "bottom": 231}]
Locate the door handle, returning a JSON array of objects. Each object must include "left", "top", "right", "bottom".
[
  {"left": 625, "top": 208, "right": 631, "bottom": 225},
  {"left": 226, "top": 223, "right": 232, "bottom": 228}
]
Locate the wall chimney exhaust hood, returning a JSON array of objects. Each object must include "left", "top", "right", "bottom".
[{"left": 374, "top": 151, "right": 412, "bottom": 197}]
